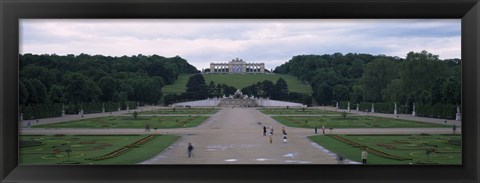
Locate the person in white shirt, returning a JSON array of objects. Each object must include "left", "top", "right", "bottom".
[{"left": 361, "top": 148, "right": 368, "bottom": 164}]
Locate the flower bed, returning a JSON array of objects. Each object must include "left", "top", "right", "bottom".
[
  {"left": 87, "top": 135, "right": 156, "bottom": 161},
  {"left": 176, "top": 116, "right": 197, "bottom": 127},
  {"left": 329, "top": 135, "right": 412, "bottom": 161},
  {"left": 285, "top": 116, "right": 309, "bottom": 127}
]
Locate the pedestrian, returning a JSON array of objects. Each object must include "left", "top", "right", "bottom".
[
  {"left": 337, "top": 154, "right": 345, "bottom": 164},
  {"left": 322, "top": 125, "right": 325, "bottom": 135},
  {"left": 187, "top": 143, "right": 194, "bottom": 158},
  {"left": 361, "top": 148, "right": 368, "bottom": 164},
  {"left": 263, "top": 126, "right": 267, "bottom": 136},
  {"left": 269, "top": 132, "right": 273, "bottom": 144},
  {"left": 283, "top": 134, "right": 288, "bottom": 143},
  {"left": 314, "top": 126, "right": 318, "bottom": 134},
  {"left": 452, "top": 124, "right": 457, "bottom": 134},
  {"left": 145, "top": 124, "right": 150, "bottom": 132},
  {"left": 282, "top": 126, "right": 286, "bottom": 135},
  {"left": 270, "top": 127, "right": 274, "bottom": 135},
  {"left": 27, "top": 121, "right": 31, "bottom": 128}
]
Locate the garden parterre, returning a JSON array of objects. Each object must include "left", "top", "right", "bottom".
[
  {"left": 33, "top": 116, "right": 210, "bottom": 129},
  {"left": 20, "top": 134, "right": 179, "bottom": 164},
  {"left": 309, "top": 134, "right": 461, "bottom": 164}
]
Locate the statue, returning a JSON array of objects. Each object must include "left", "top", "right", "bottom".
[
  {"left": 412, "top": 103, "right": 416, "bottom": 116},
  {"left": 455, "top": 106, "right": 461, "bottom": 121},
  {"left": 233, "top": 89, "right": 243, "bottom": 99},
  {"left": 394, "top": 102, "right": 398, "bottom": 115}
]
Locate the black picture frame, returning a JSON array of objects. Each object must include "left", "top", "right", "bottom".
[{"left": 1, "top": 0, "right": 479, "bottom": 182}]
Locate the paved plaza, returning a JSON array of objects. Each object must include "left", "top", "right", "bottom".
[{"left": 19, "top": 106, "right": 462, "bottom": 164}]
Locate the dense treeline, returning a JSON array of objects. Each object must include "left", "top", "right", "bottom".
[
  {"left": 164, "top": 74, "right": 237, "bottom": 105},
  {"left": 20, "top": 54, "right": 198, "bottom": 118},
  {"left": 164, "top": 75, "right": 312, "bottom": 106},
  {"left": 274, "top": 51, "right": 461, "bottom": 113},
  {"left": 241, "top": 78, "right": 312, "bottom": 105}
]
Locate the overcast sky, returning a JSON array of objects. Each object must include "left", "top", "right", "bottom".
[{"left": 20, "top": 19, "right": 460, "bottom": 70}]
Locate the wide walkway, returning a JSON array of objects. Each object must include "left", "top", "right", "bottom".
[{"left": 140, "top": 107, "right": 337, "bottom": 164}]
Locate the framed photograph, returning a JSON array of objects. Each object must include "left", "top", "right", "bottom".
[{"left": 1, "top": 0, "right": 479, "bottom": 182}]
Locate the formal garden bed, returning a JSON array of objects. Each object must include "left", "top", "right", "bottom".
[
  {"left": 309, "top": 134, "right": 461, "bottom": 164},
  {"left": 138, "top": 107, "right": 219, "bottom": 115},
  {"left": 19, "top": 134, "right": 179, "bottom": 164},
  {"left": 272, "top": 115, "right": 450, "bottom": 128},
  {"left": 259, "top": 108, "right": 341, "bottom": 115},
  {"left": 33, "top": 116, "right": 209, "bottom": 129}
]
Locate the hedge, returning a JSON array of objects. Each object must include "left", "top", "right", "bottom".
[
  {"left": 20, "top": 101, "right": 139, "bottom": 120},
  {"left": 337, "top": 101, "right": 458, "bottom": 120}
]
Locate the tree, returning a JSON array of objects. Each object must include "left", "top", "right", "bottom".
[
  {"left": 19, "top": 81, "right": 29, "bottom": 105},
  {"left": 348, "top": 59, "right": 365, "bottom": 79},
  {"left": 85, "top": 79, "right": 102, "bottom": 102},
  {"left": 208, "top": 81, "right": 217, "bottom": 97},
  {"left": 98, "top": 76, "right": 117, "bottom": 102},
  {"left": 132, "top": 78, "right": 163, "bottom": 104},
  {"left": 349, "top": 84, "right": 363, "bottom": 104},
  {"left": 382, "top": 79, "right": 406, "bottom": 103},
  {"left": 313, "top": 81, "right": 333, "bottom": 105},
  {"left": 360, "top": 58, "right": 396, "bottom": 102},
  {"left": 20, "top": 65, "right": 56, "bottom": 91},
  {"left": 272, "top": 78, "right": 289, "bottom": 100},
  {"left": 332, "top": 84, "right": 350, "bottom": 102},
  {"left": 397, "top": 51, "right": 449, "bottom": 104},
  {"left": 186, "top": 74, "right": 208, "bottom": 99},
  {"left": 262, "top": 80, "right": 275, "bottom": 98},
  {"left": 49, "top": 85, "right": 65, "bottom": 104},
  {"left": 27, "top": 79, "right": 48, "bottom": 104},
  {"left": 63, "top": 72, "right": 90, "bottom": 104}
]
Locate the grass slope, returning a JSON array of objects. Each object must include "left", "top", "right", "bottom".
[{"left": 163, "top": 73, "right": 312, "bottom": 94}]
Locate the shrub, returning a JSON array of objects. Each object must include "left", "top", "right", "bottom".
[{"left": 133, "top": 111, "right": 138, "bottom": 119}]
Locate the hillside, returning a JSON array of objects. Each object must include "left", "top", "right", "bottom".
[{"left": 162, "top": 73, "right": 312, "bottom": 95}]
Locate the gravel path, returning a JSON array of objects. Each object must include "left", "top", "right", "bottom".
[{"left": 139, "top": 107, "right": 337, "bottom": 164}]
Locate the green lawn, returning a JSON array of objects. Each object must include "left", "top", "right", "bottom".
[
  {"left": 162, "top": 74, "right": 193, "bottom": 94},
  {"left": 139, "top": 108, "right": 219, "bottom": 115},
  {"left": 33, "top": 116, "right": 209, "bottom": 129},
  {"left": 162, "top": 73, "right": 312, "bottom": 94},
  {"left": 259, "top": 108, "right": 341, "bottom": 115},
  {"left": 20, "top": 134, "right": 179, "bottom": 164},
  {"left": 272, "top": 116, "right": 450, "bottom": 128},
  {"left": 309, "top": 134, "right": 461, "bottom": 164}
]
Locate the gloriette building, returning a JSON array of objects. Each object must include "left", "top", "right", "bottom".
[{"left": 210, "top": 58, "right": 265, "bottom": 74}]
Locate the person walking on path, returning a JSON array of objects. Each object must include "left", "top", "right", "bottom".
[
  {"left": 361, "top": 148, "right": 368, "bottom": 164},
  {"left": 269, "top": 132, "right": 273, "bottom": 144},
  {"left": 187, "top": 143, "right": 194, "bottom": 158},
  {"left": 452, "top": 124, "right": 457, "bottom": 135},
  {"left": 337, "top": 154, "right": 345, "bottom": 164},
  {"left": 322, "top": 125, "right": 325, "bottom": 135},
  {"left": 270, "top": 127, "right": 274, "bottom": 135},
  {"left": 145, "top": 124, "right": 150, "bottom": 132},
  {"left": 263, "top": 126, "right": 267, "bottom": 136},
  {"left": 282, "top": 126, "right": 286, "bottom": 135},
  {"left": 314, "top": 126, "right": 318, "bottom": 134},
  {"left": 27, "top": 121, "right": 31, "bottom": 128},
  {"left": 283, "top": 134, "right": 288, "bottom": 143}
]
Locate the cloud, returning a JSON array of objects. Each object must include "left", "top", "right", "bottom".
[{"left": 20, "top": 19, "right": 460, "bottom": 70}]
